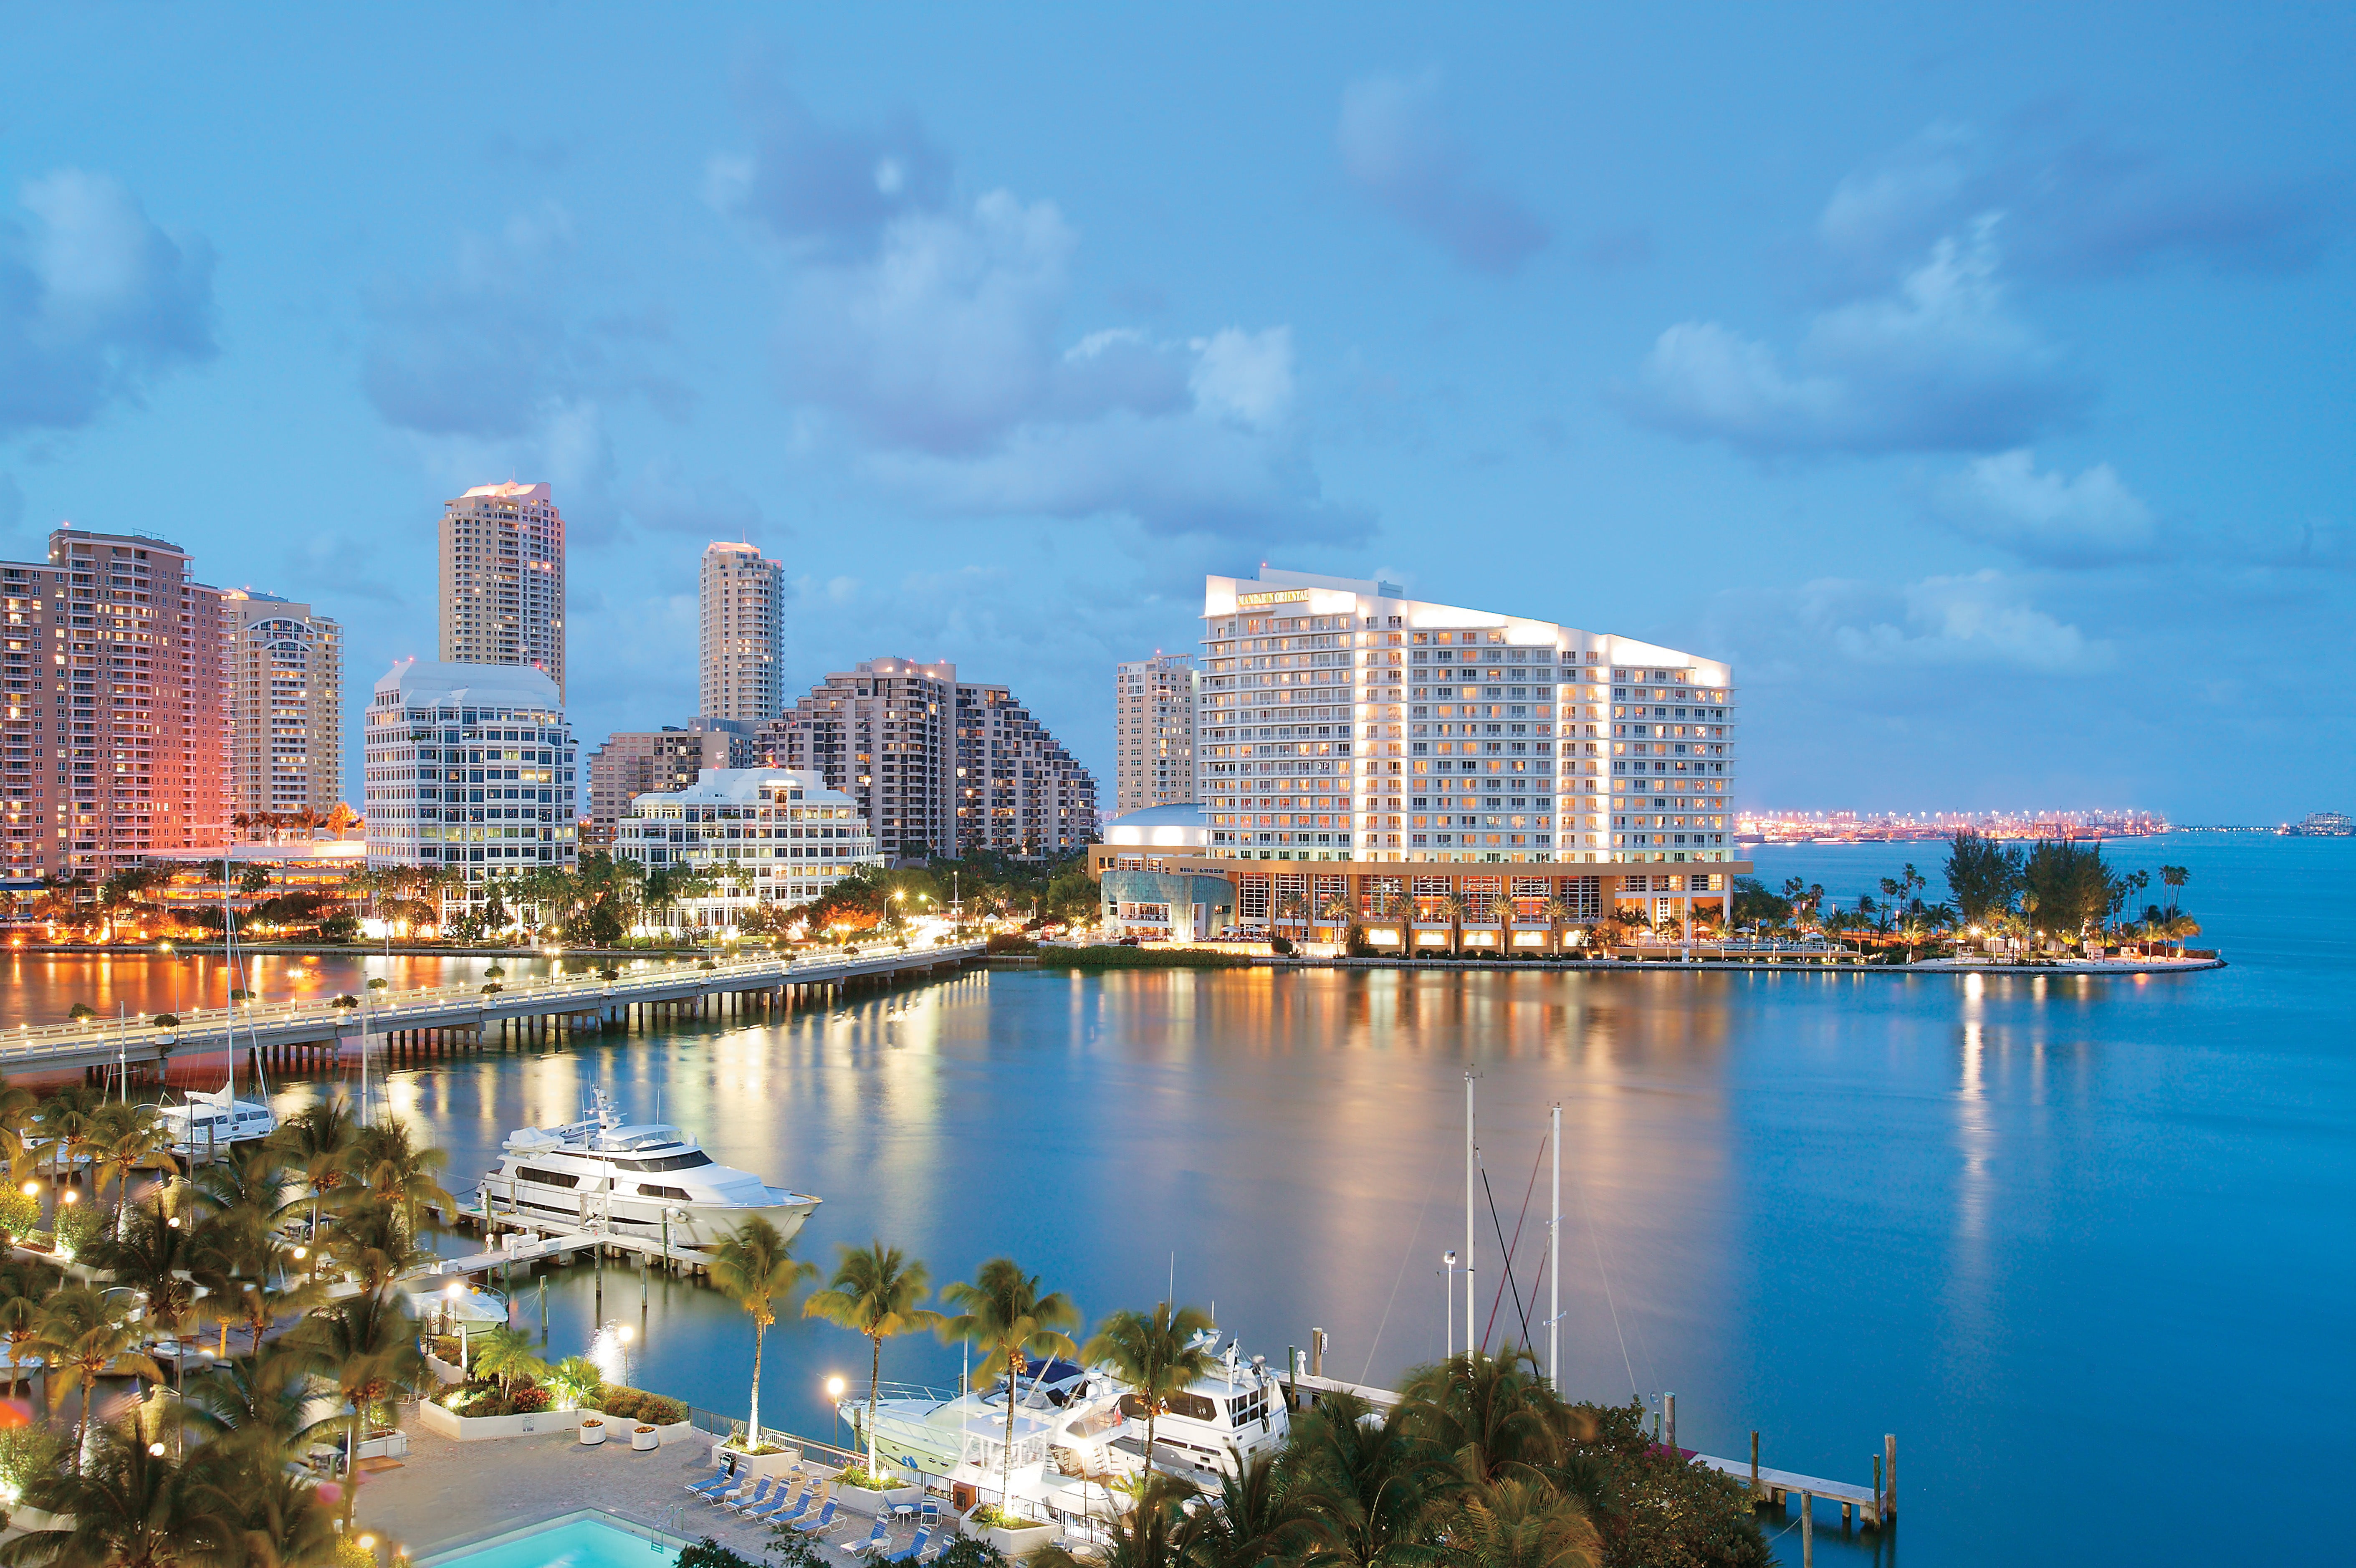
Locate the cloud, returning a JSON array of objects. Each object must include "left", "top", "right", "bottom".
[
  {"left": 1620, "top": 217, "right": 2088, "bottom": 454},
  {"left": 716, "top": 85, "right": 1364, "bottom": 541},
  {"left": 0, "top": 169, "right": 216, "bottom": 438},
  {"left": 1336, "top": 71, "right": 1549, "bottom": 275},
  {"left": 1720, "top": 569, "right": 2112, "bottom": 683},
  {"left": 1928, "top": 449, "right": 2156, "bottom": 566},
  {"left": 1819, "top": 121, "right": 2341, "bottom": 287},
  {"left": 624, "top": 458, "right": 776, "bottom": 541},
  {"left": 361, "top": 203, "right": 685, "bottom": 439}
]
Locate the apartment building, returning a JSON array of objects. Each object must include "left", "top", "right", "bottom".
[
  {"left": 226, "top": 592, "right": 342, "bottom": 820},
  {"left": 361, "top": 659, "right": 577, "bottom": 915},
  {"left": 699, "top": 542, "right": 786, "bottom": 724},
  {"left": 440, "top": 481, "right": 566, "bottom": 699},
  {"left": 758, "top": 657, "right": 1099, "bottom": 861},
  {"left": 1113, "top": 654, "right": 1197, "bottom": 816},
  {"left": 611, "top": 768, "right": 881, "bottom": 934},
  {"left": 584, "top": 718, "right": 756, "bottom": 848}
]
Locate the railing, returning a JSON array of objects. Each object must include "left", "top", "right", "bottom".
[{"left": 0, "top": 941, "right": 982, "bottom": 1059}]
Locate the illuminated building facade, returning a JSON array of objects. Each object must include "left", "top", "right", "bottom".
[
  {"left": 439, "top": 481, "right": 566, "bottom": 699},
  {"left": 699, "top": 541, "right": 786, "bottom": 724},
  {"left": 1113, "top": 654, "right": 1197, "bottom": 816},
  {"left": 611, "top": 767, "right": 882, "bottom": 931}
]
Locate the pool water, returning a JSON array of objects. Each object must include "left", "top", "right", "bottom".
[{"left": 422, "top": 1515, "right": 671, "bottom": 1568}]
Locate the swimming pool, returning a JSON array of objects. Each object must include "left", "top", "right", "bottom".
[{"left": 417, "top": 1513, "right": 677, "bottom": 1568}]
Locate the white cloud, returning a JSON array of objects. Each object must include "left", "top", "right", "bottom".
[
  {"left": 1620, "top": 217, "right": 2087, "bottom": 454},
  {"left": 1189, "top": 328, "right": 1294, "bottom": 429},
  {"left": 1929, "top": 449, "right": 2155, "bottom": 565},
  {"left": 1796, "top": 570, "right": 2110, "bottom": 675}
]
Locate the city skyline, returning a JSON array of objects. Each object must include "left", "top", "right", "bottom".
[{"left": 3, "top": 8, "right": 2350, "bottom": 821}]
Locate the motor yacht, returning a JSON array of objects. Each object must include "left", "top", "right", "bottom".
[
  {"left": 845, "top": 1358, "right": 1130, "bottom": 1482},
  {"left": 1101, "top": 1332, "right": 1290, "bottom": 1480},
  {"left": 157, "top": 1087, "right": 278, "bottom": 1158},
  {"left": 472, "top": 1089, "right": 819, "bottom": 1250}
]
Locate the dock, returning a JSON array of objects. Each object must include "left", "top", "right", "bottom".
[{"left": 0, "top": 941, "right": 982, "bottom": 1084}]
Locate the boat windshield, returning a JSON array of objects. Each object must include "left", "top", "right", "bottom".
[{"left": 1066, "top": 1405, "right": 1124, "bottom": 1438}]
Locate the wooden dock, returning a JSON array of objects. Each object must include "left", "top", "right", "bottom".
[{"left": 0, "top": 941, "right": 982, "bottom": 1084}]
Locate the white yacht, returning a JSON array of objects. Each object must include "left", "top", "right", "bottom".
[
  {"left": 473, "top": 1090, "right": 819, "bottom": 1250},
  {"left": 1101, "top": 1332, "right": 1290, "bottom": 1480},
  {"left": 847, "top": 1359, "right": 1131, "bottom": 1483},
  {"left": 157, "top": 1088, "right": 278, "bottom": 1158}
]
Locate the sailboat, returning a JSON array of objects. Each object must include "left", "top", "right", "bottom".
[{"left": 157, "top": 865, "right": 278, "bottom": 1159}]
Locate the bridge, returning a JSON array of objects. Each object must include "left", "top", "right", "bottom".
[{"left": 1, "top": 941, "right": 983, "bottom": 1083}]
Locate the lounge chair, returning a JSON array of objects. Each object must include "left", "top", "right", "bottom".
[
  {"left": 791, "top": 1500, "right": 840, "bottom": 1536},
  {"left": 885, "top": 1528, "right": 933, "bottom": 1564},
  {"left": 837, "top": 1517, "right": 890, "bottom": 1556},
  {"left": 685, "top": 1464, "right": 735, "bottom": 1498},
  {"left": 729, "top": 1477, "right": 780, "bottom": 1514},
  {"left": 757, "top": 1485, "right": 816, "bottom": 1527}
]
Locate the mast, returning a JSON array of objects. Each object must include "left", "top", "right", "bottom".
[
  {"left": 1549, "top": 1102, "right": 1561, "bottom": 1385},
  {"left": 1464, "top": 1070, "right": 1476, "bottom": 1360}
]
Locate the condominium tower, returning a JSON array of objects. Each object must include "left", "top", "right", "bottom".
[
  {"left": 439, "top": 481, "right": 566, "bottom": 699},
  {"left": 226, "top": 592, "right": 343, "bottom": 820},
  {"left": 699, "top": 541, "right": 786, "bottom": 724},
  {"left": 1113, "top": 654, "right": 1198, "bottom": 816},
  {"left": 759, "top": 657, "right": 1097, "bottom": 860}
]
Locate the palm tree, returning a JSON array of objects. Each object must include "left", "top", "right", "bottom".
[
  {"left": 268, "top": 1098, "right": 357, "bottom": 1267},
  {"left": 1033, "top": 1470, "right": 1195, "bottom": 1568},
  {"left": 182, "top": 1459, "right": 340, "bottom": 1568},
  {"left": 0, "top": 1072, "right": 42, "bottom": 1183},
  {"left": 940, "top": 1257, "right": 1081, "bottom": 1516},
  {"left": 1175, "top": 1451, "right": 1320, "bottom": 1568},
  {"left": 88, "top": 1101, "right": 165, "bottom": 1236},
  {"left": 34, "top": 1285, "right": 162, "bottom": 1471},
  {"left": 288, "top": 1289, "right": 421, "bottom": 1528},
  {"left": 1281, "top": 1389, "right": 1443, "bottom": 1568},
  {"left": 0, "top": 1256, "right": 59, "bottom": 1394},
  {"left": 802, "top": 1241, "right": 941, "bottom": 1476},
  {"left": 708, "top": 1215, "right": 816, "bottom": 1452},
  {"left": 1083, "top": 1301, "right": 1217, "bottom": 1477},
  {"left": 471, "top": 1326, "right": 547, "bottom": 1400},
  {"left": 1395, "top": 1345, "right": 1567, "bottom": 1485},
  {"left": 184, "top": 1341, "right": 313, "bottom": 1462},
  {"left": 36, "top": 1087, "right": 100, "bottom": 1190},
  {"left": 0, "top": 1423, "right": 221, "bottom": 1568},
  {"left": 1539, "top": 897, "right": 1572, "bottom": 957},
  {"left": 1444, "top": 1476, "right": 1602, "bottom": 1568},
  {"left": 1437, "top": 893, "right": 1469, "bottom": 958},
  {"left": 94, "top": 1203, "right": 202, "bottom": 1401},
  {"left": 1319, "top": 893, "right": 1353, "bottom": 945},
  {"left": 348, "top": 1116, "right": 453, "bottom": 1246}
]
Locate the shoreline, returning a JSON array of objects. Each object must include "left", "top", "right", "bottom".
[{"left": 1245, "top": 953, "right": 2226, "bottom": 976}]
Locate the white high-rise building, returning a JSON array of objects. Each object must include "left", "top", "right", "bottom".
[
  {"left": 612, "top": 767, "right": 882, "bottom": 934},
  {"left": 1113, "top": 655, "right": 1197, "bottom": 816},
  {"left": 1192, "top": 568, "right": 1736, "bottom": 867},
  {"left": 440, "top": 482, "right": 566, "bottom": 699},
  {"left": 362, "top": 660, "right": 577, "bottom": 918},
  {"left": 699, "top": 541, "right": 785, "bottom": 723},
  {"left": 225, "top": 592, "right": 341, "bottom": 820}
]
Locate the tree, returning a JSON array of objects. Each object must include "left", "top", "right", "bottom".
[
  {"left": 1083, "top": 1302, "right": 1216, "bottom": 1477},
  {"left": 2022, "top": 840, "right": 2121, "bottom": 937},
  {"left": 183, "top": 1342, "right": 314, "bottom": 1463},
  {"left": 471, "top": 1326, "right": 547, "bottom": 1400},
  {"left": 1944, "top": 832, "right": 2024, "bottom": 926},
  {"left": 287, "top": 1289, "right": 421, "bottom": 1528},
  {"left": 940, "top": 1258, "right": 1081, "bottom": 1515},
  {"left": 1035, "top": 1470, "right": 1195, "bottom": 1568},
  {"left": 268, "top": 1098, "right": 358, "bottom": 1267},
  {"left": 349, "top": 1116, "right": 453, "bottom": 1247},
  {"left": 0, "top": 1424, "right": 222, "bottom": 1568},
  {"left": 1437, "top": 893, "right": 1468, "bottom": 957},
  {"left": 708, "top": 1216, "right": 816, "bottom": 1452},
  {"left": 0, "top": 1256, "right": 60, "bottom": 1395},
  {"left": 1442, "top": 1477, "right": 1602, "bottom": 1568},
  {"left": 34, "top": 1286, "right": 162, "bottom": 1471},
  {"left": 802, "top": 1241, "right": 942, "bottom": 1476},
  {"left": 0, "top": 1072, "right": 42, "bottom": 1184},
  {"left": 2160, "top": 864, "right": 2190, "bottom": 916},
  {"left": 1280, "top": 1388, "right": 1443, "bottom": 1568},
  {"left": 87, "top": 1102, "right": 165, "bottom": 1237},
  {"left": 92, "top": 1204, "right": 202, "bottom": 1406}
]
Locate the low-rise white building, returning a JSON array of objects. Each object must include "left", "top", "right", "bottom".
[{"left": 611, "top": 767, "right": 882, "bottom": 935}]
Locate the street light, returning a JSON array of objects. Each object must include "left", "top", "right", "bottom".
[
  {"left": 1441, "top": 1250, "right": 1458, "bottom": 1358},
  {"left": 827, "top": 1374, "right": 847, "bottom": 1449}
]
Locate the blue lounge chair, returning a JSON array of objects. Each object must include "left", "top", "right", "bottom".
[
  {"left": 754, "top": 1480, "right": 813, "bottom": 1525},
  {"left": 792, "top": 1500, "right": 841, "bottom": 1536},
  {"left": 837, "top": 1517, "right": 890, "bottom": 1556},
  {"left": 728, "top": 1477, "right": 779, "bottom": 1514},
  {"left": 685, "top": 1464, "right": 735, "bottom": 1498},
  {"left": 885, "top": 1528, "right": 933, "bottom": 1564}
]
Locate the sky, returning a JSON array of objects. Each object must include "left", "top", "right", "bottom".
[{"left": 2, "top": 4, "right": 2349, "bottom": 823}]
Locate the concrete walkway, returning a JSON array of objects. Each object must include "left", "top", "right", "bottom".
[{"left": 353, "top": 1405, "right": 782, "bottom": 1562}]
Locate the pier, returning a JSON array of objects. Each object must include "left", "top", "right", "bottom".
[{"left": 0, "top": 941, "right": 982, "bottom": 1084}]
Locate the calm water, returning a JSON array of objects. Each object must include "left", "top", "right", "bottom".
[{"left": 2, "top": 832, "right": 2349, "bottom": 1567}]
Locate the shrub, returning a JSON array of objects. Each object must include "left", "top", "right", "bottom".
[
  {"left": 679, "top": 1539, "right": 765, "bottom": 1568},
  {"left": 0, "top": 1426, "right": 65, "bottom": 1499},
  {"left": 508, "top": 1383, "right": 551, "bottom": 1414},
  {"left": 331, "top": 995, "right": 359, "bottom": 1009},
  {"left": 1037, "top": 946, "right": 1252, "bottom": 970},
  {"left": 0, "top": 1187, "right": 38, "bottom": 1243},
  {"left": 833, "top": 1464, "right": 894, "bottom": 1491},
  {"left": 983, "top": 933, "right": 1037, "bottom": 954},
  {"left": 152, "top": 1012, "right": 180, "bottom": 1028},
  {"left": 336, "top": 1538, "right": 379, "bottom": 1568},
  {"left": 1567, "top": 1400, "right": 1772, "bottom": 1568},
  {"left": 54, "top": 1202, "right": 104, "bottom": 1257},
  {"left": 68, "top": 1003, "right": 96, "bottom": 1021},
  {"left": 930, "top": 1540, "right": 1006, "bottom": 1568},
  {"left": 1268, "top": 934, "right": 1294, "bottom": 955},
  {"left": 965, "top": 1504, "right": 1045, "bottom": 1531}
]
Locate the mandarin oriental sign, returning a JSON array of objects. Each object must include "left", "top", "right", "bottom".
[{"left": 1236, "top": 589, "right": 1311, "bottom": 607}]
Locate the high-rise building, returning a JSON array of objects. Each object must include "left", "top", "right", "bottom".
[
  {"left": 0, "top": 528, "right": 225, "bottom": 883},
  {"left": 362, "top": 660, "right": 577, "bottom": 917},
  {"left": 611, "top": 768, "right": 882, "bottom": 934},
  {"left": 759, "top": 657, "right": 1097, "bottom": 861},
  {"left": 954, "top": 683, "right": 1097, "bottom": 858},
  {"left": 226, "top": 592, "right": 342, "bottom": 822},
  {"left": 1090, "top": 567, "right": 1750, "bottom": 950},
  {"left": 699, "top": 542, "right": 786, "bottom": 724},
  {"left": 1113, "top": 654, "right": 1197, "bottom": 816},
  {"left": 439, "top": 481, "right": 566, "bottom": 699},
  {"left": 179, "top": 582, "right": 235, "bottom": 851},
  {"left": 1188, "top": 567, "right": 1736, "bottom": 867},
  {"left": 584, "top": 718, "right": 756, "bottom": 849}
]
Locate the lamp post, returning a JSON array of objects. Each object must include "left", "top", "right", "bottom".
[
  {"left": 827, "top": 1375, "right": 847, "bottom": 1452},
  {"left": 1441, "top": 1250, "right": 1458, "bottom": 1358}
]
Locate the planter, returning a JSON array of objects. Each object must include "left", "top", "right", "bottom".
[
  {"left": 589, "top": 1411, "right": 695, "bottom": 1445},
  {"left": 424, "top": 1353, "right": 465, "bottom": 1387},
  {"left": 355, "top": 1428, "right": 410, "bottom": 1460},
  {"left": 631, "top": 1424, "right": 659, "bottom": 1452},
  {"left": 981, "top": 1520, "right": 1059, "bottom": 1555},
  {"left": 717, "top": 1442, "right": 801, "bottom": 1480},
  {"left": 579, "top": 1419, "right": 606, "bottom": 1447},
  {"left": 836, "top": 1481, "right": 925, "bottom": 1517},
  {"left": 417, "top": 1399, "right": 586, "bottom": 1441}
]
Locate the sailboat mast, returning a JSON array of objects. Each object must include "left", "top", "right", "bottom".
[
  {"left": 1464, "top": 1070, "right": 1476, "bottom": 1359},
  {"left": 1549, "top": 1102, "right": 1561, "bottom": 1385}
]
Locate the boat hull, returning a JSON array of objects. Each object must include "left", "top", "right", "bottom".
[{"left": 473, "top": 1184, "right": 818, "bottom": 1250}]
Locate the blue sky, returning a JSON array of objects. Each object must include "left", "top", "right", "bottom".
[{"left": 3, "top": 4, "right": 2349, "bottom": 822}]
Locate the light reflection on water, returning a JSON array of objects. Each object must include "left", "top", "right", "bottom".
[{"left": 0, "top": 834, "right": 2349, "bottom": 1567}]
